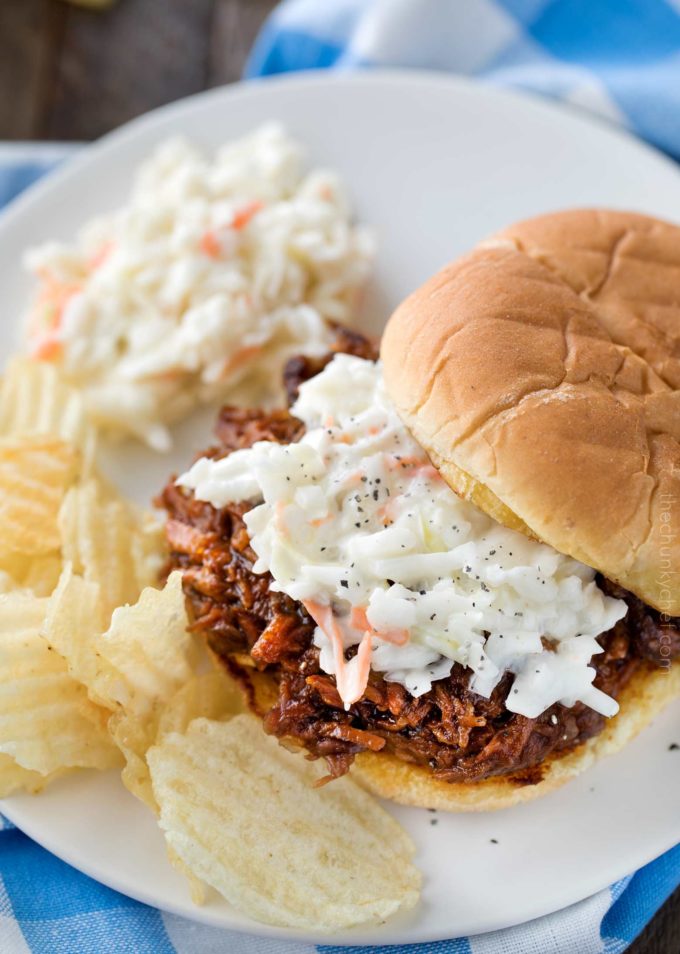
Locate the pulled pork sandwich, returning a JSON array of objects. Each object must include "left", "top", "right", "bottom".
[{"left": 161, "top": 210, "right": 680, "bottom": 811}]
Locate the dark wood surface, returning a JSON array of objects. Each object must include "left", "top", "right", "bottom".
[
  {"left": 0, "top": 0, "right": 277, "bottom": 140},
  {"left": 0, "top": 2, "right": 678, "bottom": 951}
]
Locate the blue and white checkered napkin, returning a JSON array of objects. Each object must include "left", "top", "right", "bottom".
[
  {"left": 247, "top": 0, "right": 680, "bottom": 160},
  {"left": 2, "top": 1, "right": 680, "bottom": 950}
]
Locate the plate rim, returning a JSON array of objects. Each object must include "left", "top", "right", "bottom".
[
  {"left": 2, "top": 68, "right": 680, "bottom": 237},
  {"left": 0, "top": 68, "right": 679, "bottom": 945},
  {"left": 2, "top": 743, "right": 679, "bottom": 945}
]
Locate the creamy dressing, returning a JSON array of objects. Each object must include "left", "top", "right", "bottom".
[
  {"left": 25, "top": 125, "right": 373, "bottom": 449},
  {"left": 178, "top": 355, "right": 627, "bottom": 718}
]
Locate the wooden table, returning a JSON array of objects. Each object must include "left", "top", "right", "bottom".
[{"left": 0, "top": 2, "right": 677, "bottom": 951}]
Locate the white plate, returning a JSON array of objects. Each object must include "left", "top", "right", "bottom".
[{"left": 1, "top": 71, "right": 679, "bottom": 946}]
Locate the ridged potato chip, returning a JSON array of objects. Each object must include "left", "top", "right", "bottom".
[
  {"left": 58, "top": 479, "right": 164, "bottom": 621},
  {"left": 157, "top": 671, "right": 244, "bottom": 740},
  {"left": 0, "top": 754, "right": 65, "bottom": 798},
  {"left": 107, "top": 711, "right": 158, "bottom": 810},
  {"left": 95, "top": 571, "right": 197, "bottom": 717},
  {"left": 41, "top": 567, "right": 104, "bottom": 685},
  {"left": 0, "top": 552, "right": 63, "bottom": 597},
  {"left": 0, "top": 591, "right": 119, "bottom": 792},
  {"left": 0, "top": 357, "right": 95, "bottom": 466},
  {"left": 111, "top": 667, "right": 244, "bottom": 812},
  {"left": 0, "top": 358, "right": 169, "bottom": 798},
  {"left": 0, "top": 360, "right": 92, "bottom": 596},
  {"left": 43, "top": 569, "right": 198, "bottom": 807},
  {"left": 0, "top": 358, "right": 163, "bottom": 607},
  {"left": 148, "top": 714, "right": 421, "bottom": 931},
  {"left": 0, "top": 438, "right": 79, "bottom": 555}
]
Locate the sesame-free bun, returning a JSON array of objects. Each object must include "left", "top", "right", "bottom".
[
  {"left": 352, "top": 662, "right": 679, "bottom": 811},
  {"left": 215, "top": 209, "right": 680, "bottom": 814},
  {"left": 236, "top": 660, "right": 679, "bottom": 812},
  {"left": 381, "top": 210, "right": 680, "bottom": 615}
]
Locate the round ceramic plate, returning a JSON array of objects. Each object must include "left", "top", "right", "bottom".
[{"left": 0, "top": 71, "right": 679, "bottom": 946}]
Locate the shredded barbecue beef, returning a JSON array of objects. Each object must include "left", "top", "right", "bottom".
[
  {"left": 159, "top": 333, "right": 680, "bottom": 785},
  {"left": 282, "top": 324, "right": 380, "bottom": 404}
]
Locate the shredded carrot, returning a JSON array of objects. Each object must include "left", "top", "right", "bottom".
[
  {"left": 35, "top": 278, "right": 82, "bottom": 331},
  {"left": 377, "top": 499, "right": 398, "bottom": 526},
  {"left": 201, "top": 204, "right": 261, "bottom": 256},
  {"left": 310, "top": 514, "right": 332, "bottom": 528},
  {"left": 218, "top": 344, "right": 264, "bottom": 380},
  {"left": 87, "top": 241, "right": 114, "bottom": 270},
  {"left": 142, "top": 369, "right": 185, "bottom": 383},
  {"left": 199, "top": 230, "right": 222, "bottom": 259},
  {"left": 232, "top": 200, "right": 263, "bottom": 230},
  {"left": 31, "top": 336, "right": 62, "bottom": 361},
  {"left": 28, "top": 275, "right": 82, "bottom": 360},
  {"left": 303, "top": 601, "right": 373, "bottom": 707},
  {"left": 275, "top": 500, "right": 288, "bottom": 534}
]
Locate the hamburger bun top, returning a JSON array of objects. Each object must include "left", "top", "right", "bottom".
[{"left": 381, "top": 210, "right": 680, "bottom": 615}]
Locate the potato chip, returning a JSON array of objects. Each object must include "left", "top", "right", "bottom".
[
  {"left": 41, "top": 566, "right": 104, "bottom": 684},
  {"left": 8, "top": 553, "right": 63, "bottom": 597},
  {"left": 96, "top": 571, "right": 197, "bottom": 715},
  {"left": 0, "top": 358, "right": 163, "bottom": 603},
  {"left": 106, "top": 710, "right": 158, "bottom": 810},
  {"left": 166, "top": 845, "right": 208, "bottom": 906},
  {"left": 0, "top": 591, "right": 119, "bottom": 784},
  {"left": 0, "top": 357, "right": 95, "bottom": 466},
  {"left": 157, "top": 671, "right": 244, "bottom": 740},
  {"left": 43, "top": 568, "right": 198, "bottom": 806},
  {"left": 0, "top": 552, "right": 62, "bottom": 597},
  {"left": 41, "top": 567, "right": 152, "bottom": 803},
  {"left": 58, "top": 479, "right": 164, "bottom": 620},
  {"left": 121, "top": 669, "right": 242, "bottom": 891},
  {"left": 148, "top": 714, "right": 421, "bottom": 930},
  {"left": 0, "top": 754, "right": 65, "bottom": 798},
  {"left": 143, "top": 705, "right": 245, "bottom": 904},
  {"left": 133, "top": 510, "right": 166, "bottom": 591},
  {"left": 0, "top": 438, "right": 79, "bottom": 555},
  {"left": 0, "top": 571, "right": 16, "bottom": 596},
  {"left": 111, "top": 668, "right": 243, "bottom": 812}
]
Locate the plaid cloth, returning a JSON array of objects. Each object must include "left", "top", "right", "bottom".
[
  {"left": 247, "top": 0, "right": 680, "bottom": 160},
  {"left": 2, "top": 1, "right": 680, "bottom": 948}
]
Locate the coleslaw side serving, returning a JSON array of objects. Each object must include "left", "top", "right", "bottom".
[{"left": 25, "top": 125, "right": 373, "bottom": 450}]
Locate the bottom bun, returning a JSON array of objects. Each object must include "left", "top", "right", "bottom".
[
  {"left": 352, "top": 664, "right": 680, "bottom": 811},
  {"left": 226, "top": 659, "right": 679, "bottom": 812}
]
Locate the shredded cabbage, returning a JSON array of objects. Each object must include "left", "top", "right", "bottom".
[
  {"left": 179, "top": 355, "right": 627, "bottom": 717},
  {"left": 25, "top": 125, "right": 373, "bottom": 449}
]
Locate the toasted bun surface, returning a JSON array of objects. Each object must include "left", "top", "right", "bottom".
[
  {"left": 381, "top": 210, "right": 680, "bottom": 614},
  {"left": 351, "top": 663, "right": 679, "bottom": 810},
  {"left": 236, "top": 662, "right": 678, "bottom": 811}
]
